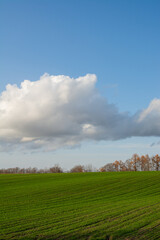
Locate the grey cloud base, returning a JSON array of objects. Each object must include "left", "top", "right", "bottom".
[{"left": 0, "top": 73, "right": 159, "bottom": 152}]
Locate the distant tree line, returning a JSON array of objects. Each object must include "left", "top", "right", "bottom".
[
  {"left": 100, "top": 154, "right": 160, "bottom": 172},
  {"left": 0, "top": 164, "right": 95, "bottom": 174},
  {"left": 1, "top": 154, "right": 160, "bottom": 174}
]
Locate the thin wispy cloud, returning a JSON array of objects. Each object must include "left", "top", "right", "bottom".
[{"left": 0, "top": 73, "right": 159, "bottom": 152}]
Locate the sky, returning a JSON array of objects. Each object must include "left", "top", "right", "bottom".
[{"left": 0, "top": 0, "right": 160, "bottom": 170}]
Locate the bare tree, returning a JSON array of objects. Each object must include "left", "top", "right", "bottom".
[
  {"left": 152, "top": 154, "right": 160, "bottom": 171},
  {"left": 131, "top": 154, "right": 140, "bottom": 171},
  {"left": 113, "top": 160, "right": 120, "bottom": 172},
  {"left": 119, "top": 160, "right": 127, "bottom": 171},
  {"left": 70, "top": 165, "right": 84, "bottom": 173},
  {"left": 83, "top": 164, "right": 94, "bottom": 172},
  {"left": 99, "top": 167, "right": 106, "bottom": 172},
  {"left": 50, "top": 164, "right": 63, "bottom": 173},
  {"left": 101, "top": 163, "right": 115, "bottom": 172}
]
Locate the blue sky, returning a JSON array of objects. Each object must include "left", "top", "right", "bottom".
[{"left": 0, "top": 0, "right": 160, "bottom": 169}]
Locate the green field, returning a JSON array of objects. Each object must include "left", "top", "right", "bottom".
[{"left": 1, "top": 172, "right": 160, "bottom": 240}]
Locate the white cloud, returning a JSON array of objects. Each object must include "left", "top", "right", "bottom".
[
  {"left": 0, "top": 73, "right": 160, "bottom": 152},
  {"left": 137, "top": 99, "right": 160, "bottom": 136},
  {"left": 138, "top": 99, "right": 160, "bottom": 122}
]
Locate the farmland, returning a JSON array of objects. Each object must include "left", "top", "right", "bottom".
[{"left": 1, "top": 172, "right": 160, "bottom": 239}]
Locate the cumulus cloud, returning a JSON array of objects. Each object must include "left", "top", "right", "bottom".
[{"left": 0, "top": 73, "right": 159, "bottom": 152}]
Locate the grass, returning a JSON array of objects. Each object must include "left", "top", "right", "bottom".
[{"left": 1, "top": 171, "right": 160, "bottom": 239}]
